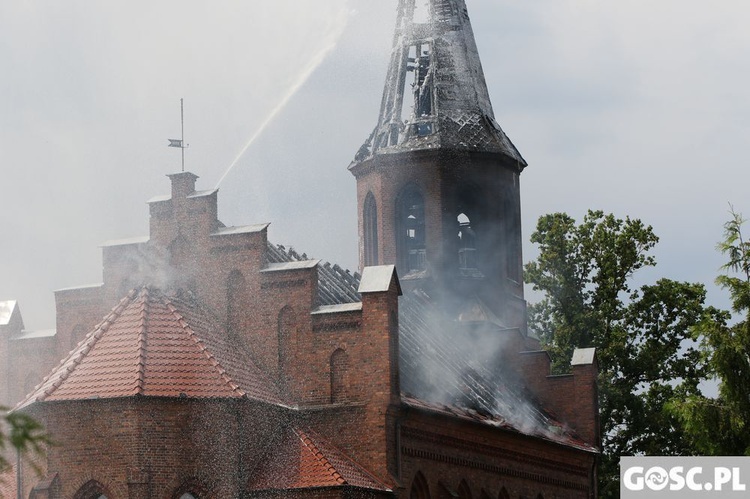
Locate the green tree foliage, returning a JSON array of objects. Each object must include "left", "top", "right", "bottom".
[
  {"left": 525, "top": 210, "right": 716, "bottom": 498},
  {"left": 670, "top": 209, "right": 750, "bottom": 455},
  {"left": 0, "top": 408, "right": 49, "bottom": 482}
]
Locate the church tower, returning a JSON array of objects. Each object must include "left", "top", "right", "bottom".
[{"left": 350, "top": 0, "right": 528, "bottom": 331}]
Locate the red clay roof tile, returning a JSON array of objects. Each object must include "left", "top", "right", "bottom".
[
  {"left": 249, "top": 426, "right": 390, "bottom": 492},
  {"left": 16, "top": 287, "right": 283, "bottom": 409}
]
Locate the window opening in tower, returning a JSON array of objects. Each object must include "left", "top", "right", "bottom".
[
  {"left": 399, "top": 187, "right": 426, "bottom": 273},
  {"left": 457, "top": 213, "right": 477, "bottom": 269},
  {"left": 431, "top": 0, "right": 457, "bottom": 23},
  {"left": 402, "top": 42, "right": 435, "bottom": 138}
]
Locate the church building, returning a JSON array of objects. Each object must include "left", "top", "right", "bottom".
[{"left": 1, "top": 1, "right": 599, "bottom": 498}]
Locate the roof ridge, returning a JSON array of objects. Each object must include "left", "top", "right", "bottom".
[
  {"left": 133, "top": 287, "right": 149, "bottom": 396},
  {"left": 17, "top": 288, "right": 139, "bottom": 408},
  {"left": 163, "top": 298, "right": 246, "bottom": 398},
  {"left": 294, "top": 428, "right": 346, "bottom": 485}
]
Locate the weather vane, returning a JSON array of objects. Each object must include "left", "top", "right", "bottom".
[{"left": 168, "top": 98, "right": 188, "bottom": 172}]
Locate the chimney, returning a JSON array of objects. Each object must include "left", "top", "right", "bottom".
[{"left": 168, "top": 171, "right": 198, "bottom": 200}]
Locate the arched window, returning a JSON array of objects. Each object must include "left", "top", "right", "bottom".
[
  {"left": 498, "top": 487, "right": 510, "bottom": 499},
  {"left": 457, "top": 212, "right": 477, "bottom": 269},
  {"left": 172, "top": 479, "right": 208, "bottom": 499},
  {"left": 330, "top": 348, "right": 348, "bottom": 403},
  {"left": 278, "top": 306, "right": 294, "bottom": 384},
  {"left": 397, "top": 185, "right": 426, "bottom": 273},
  {"left": 458, "top": 480, "right": 472, "bottom": 499},
  {"left": 410, "top": 471, "right": 430, "bottom": 499},
  {"left": 227, "top": 270, "right": 248, "bottom": 333},
  {"left": 73, "top": 480, "right": 110, "bottom": 499},
  {"left": 364, "top": 192, "right": 379, "bottom": 266}
]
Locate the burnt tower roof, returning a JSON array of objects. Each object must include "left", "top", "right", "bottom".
[{"left": 352, "top": 0, "right": 526, "bottom": 166}]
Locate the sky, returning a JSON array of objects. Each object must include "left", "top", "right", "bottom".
[{"left": 1, "top": 0, "right": 749, "bottom": 330}]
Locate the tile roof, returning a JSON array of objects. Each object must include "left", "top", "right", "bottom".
[
  {"left": 16, "top": 287, "right": 283, "bottom": 409},
  {"left": 249, "top": 426, "right": 390, "bottom": 491}
]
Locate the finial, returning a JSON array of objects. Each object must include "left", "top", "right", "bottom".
[{"left": 168, "top": 98, "right": 189, "bottom": 172}]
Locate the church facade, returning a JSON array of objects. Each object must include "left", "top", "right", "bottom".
[{"left": 1, "top": 1, "right": 599, "bottom": 498}]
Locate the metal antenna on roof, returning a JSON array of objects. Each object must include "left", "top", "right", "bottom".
[{"left": 168, "top": 98, "right": 188, "bottom": 172}]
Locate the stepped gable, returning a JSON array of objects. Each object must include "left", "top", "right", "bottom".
[
  {"left": 267, "top": 243, "right": 361, "bottom": 305},
  {"left": 249, "top": 426, "right": 390, "bottom": 492},
  {"left": 15, "top": 287, "right": 283, "bottom": 410},
  {"left": 398, "top": 289, "right": 595, "bottom": 452}
]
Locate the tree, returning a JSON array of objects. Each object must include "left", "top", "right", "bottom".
[
  {"left": 0, "top": 408, "right": 49, "bottom": 486},
  {"left": 670, "top": 209, "right": 750, "bottom": 455},
  {"left": 525, "top": 210, "right": 716, "bottom": 498}
]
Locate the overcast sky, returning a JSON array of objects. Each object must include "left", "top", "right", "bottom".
[{"left": 1, "top": 0, "right": 749, "bottom": 330}]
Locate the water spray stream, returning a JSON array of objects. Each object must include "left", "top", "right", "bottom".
[{"left": 215, "top": 9, "right": 351, "bottom": 189}]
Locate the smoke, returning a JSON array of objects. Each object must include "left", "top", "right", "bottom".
[{"left": 399, "top": 287, "right": 564, "bottom": 438}]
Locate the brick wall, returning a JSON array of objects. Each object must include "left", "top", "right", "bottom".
[
  {"left": 397, "top": 407, "right": 597, "bottom": 499},
  {"left": 24, "top": 397, "right": 288, "bottom": 499}
]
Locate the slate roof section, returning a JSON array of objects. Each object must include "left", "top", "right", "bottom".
[
  {"left": 352, "top": 0, "right": 526, "bottom": 167},
  {"left": 398, "top": 288, "right": 594, "bottom": 452},
  {"left": 249, "top": 426, "right": 390, "bottom": 491},
  {"left": 16, "top": 287, "right": 283, "bottom": 409},
  {"left": 402, "top": 397, "right": 598, "bottom": 453},
  {"left": 266, "top": 243, "right": 361, "bottom": 305}
]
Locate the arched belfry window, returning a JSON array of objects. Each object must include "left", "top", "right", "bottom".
[
  {"left": 457, "top": 213, "right": 477, "bottom": 269},
  {"left": 278, "top": 306, "right": 294, "bottom": 385},
  {"left": 410, "top": 471, "right": 430, "bottom": 499},
  {"left": 363, "top": 192, "right": 379, "bottom": 266},
  {"left": 397, "top": 185, "right": 426, "bottom": 273},
  {"left": 498, "top": 487, "right": 510, "bottom": 499}
]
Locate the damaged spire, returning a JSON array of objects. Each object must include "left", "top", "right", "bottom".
[{"left": 353, "top": 0, "right": 526, "bottom": 166}]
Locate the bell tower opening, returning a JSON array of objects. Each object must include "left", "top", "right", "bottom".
[{"left": 397, "top": 185, "right": 426, "bottom": 274}]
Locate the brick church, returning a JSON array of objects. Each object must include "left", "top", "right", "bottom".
[{"left": 1, "top": 1, "right": 599, "bottom": 498}]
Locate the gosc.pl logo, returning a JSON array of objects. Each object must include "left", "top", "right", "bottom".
[{"left": 621, "top": 457, "right": 749, "bottom": 498}]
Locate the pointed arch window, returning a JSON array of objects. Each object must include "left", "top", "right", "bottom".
[
  {"left": 278, "top": 306, "right": 294, "bottom": 386},
  {"left": 457, "top": 480, "right": 473, "bottom": 499},
  {"left": 364, "top": 192, "right": 379, "bottom": 266},
  {"left": 410, "top": 471, "right": 430, "bottom": 499},
  {"left": 457, "top": 212, "right": 477, "bottom": 269},
  {"left": 73, "top": 480, "right": 110, "bottom": 499},
  {"left": 397, "top": 185, "right": 426, "bottom": 273},
  {"left": 330, "top": 348, "right": 349, "bottom": 403},
  {"left": 227, "top": 270, "right": 248, "bottom": 333}
]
